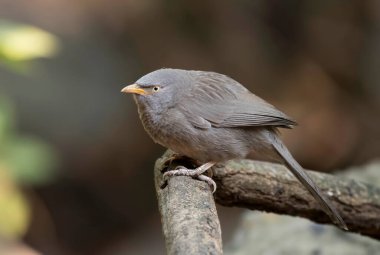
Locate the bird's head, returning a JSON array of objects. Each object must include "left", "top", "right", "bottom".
[{"left": 121, "top": 68, "right": 191, "bottom": 112}]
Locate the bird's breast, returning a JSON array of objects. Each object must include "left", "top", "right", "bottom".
[
  {"left": 137, "top": 107, "right": 200, "bottom": 154},
  {"left": 138, "top": 107, "right": 165, "bottom": 143}
]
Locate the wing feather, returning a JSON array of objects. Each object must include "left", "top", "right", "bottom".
[{"left": 179, "top": 72, "right": 296, "bottom": 129}]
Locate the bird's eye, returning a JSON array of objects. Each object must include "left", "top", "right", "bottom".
[{"left": 152, "top": 86, "right": 160, "bottom": 92}]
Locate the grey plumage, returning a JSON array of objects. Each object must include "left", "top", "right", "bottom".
[{"left": 123, "top": 68, "right": 347, "bottom": 230}]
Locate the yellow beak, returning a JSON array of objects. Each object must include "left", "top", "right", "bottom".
[{"left": 121, "top": 84, "right": 147, "bottom": 95}]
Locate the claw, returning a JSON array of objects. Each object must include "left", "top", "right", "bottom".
[
  {"left": 197, "top": 174, "right": 217, "bottom": 193},
  {"left": 161, "top": 161, "right": 217, "bottom": 193},
  {"left": 160, "top": 180, "right": 168, "bottom": 189}
]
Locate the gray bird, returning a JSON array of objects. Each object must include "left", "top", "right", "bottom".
[{"left": 121, "top": 68, "right": 347, "bottom": 230}]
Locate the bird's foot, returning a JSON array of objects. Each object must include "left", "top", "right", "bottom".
[
  {"left": 197, "top": 174, "right": 216, "bottom": 193},
  {"left": 163, "top": 162, "right": 216, "bottom": 192},
  {"left": 163, "top": 162, "right": 215, "bottom": 177}
]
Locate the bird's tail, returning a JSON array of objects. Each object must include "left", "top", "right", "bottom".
[{"left": 271, "top": 137, "right": 348, "bottom": 230}]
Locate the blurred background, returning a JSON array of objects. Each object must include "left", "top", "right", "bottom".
[{"left": 0, "top": 0, "right": 380, "bottom": 254}]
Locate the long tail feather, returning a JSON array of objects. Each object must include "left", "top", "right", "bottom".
[{"left": 272, "top": 138, "right": 348, "bottom": 230}]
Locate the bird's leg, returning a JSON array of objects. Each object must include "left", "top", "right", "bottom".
[{"left": 163, "top": 162, "right": 216, "bottom": 192}]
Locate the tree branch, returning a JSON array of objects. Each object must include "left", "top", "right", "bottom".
[
  {"left": 154, "top": 151, "right": 223, "bottom": 255},
  {"left": 155, "top": 150, "right": 380, "bottom": 243},
  {"left": 212, "top": 159, "right": 380, "bottom": 239}
]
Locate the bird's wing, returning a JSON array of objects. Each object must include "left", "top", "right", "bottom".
[{"left": 178, "top": 77, "right": 296, "bottom": 129}]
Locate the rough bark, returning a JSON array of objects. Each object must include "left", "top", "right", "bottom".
[
  {"left": 155, "top": 150, "right": 380, "bottom": 245},
  {"left": 212, "top": 159, "right": 380, "bottom": 240},
  {"left": 154, "top": 151, "right": 223, "bottom": 255}
]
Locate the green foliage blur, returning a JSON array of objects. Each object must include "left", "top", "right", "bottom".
[
  {"left": 0, "top": 98, "right": 58, "bottom": 186},
  {"left": 0, "top": 20, "right": 59, "bottom": 241},
  {"left": 0, "top": 19, "right": 59, "bottom": 72}
]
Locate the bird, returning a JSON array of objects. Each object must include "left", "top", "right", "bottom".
[{"left": 121, "top": 68, "right": 347, "bottom": 230}]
